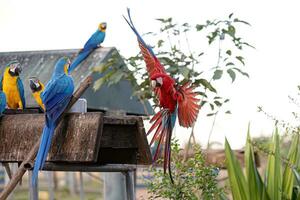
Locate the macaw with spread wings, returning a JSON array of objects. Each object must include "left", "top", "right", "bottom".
[{"left": 124, "top": 9, "right": 200, "bottom": 183}]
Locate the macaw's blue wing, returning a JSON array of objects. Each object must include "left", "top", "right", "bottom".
[
  {"left": 68, "top": 48, "right": 93, "bottom": 73},
  {"left": 69, "top": 30, "right": 105, "bottom": 73},
  {"left": 83, "top": 30, "right": 105, "bottom": 51},
  {"left": 0, "top": 75, "right": 3, "bottom": 90},
  {"left": 42, "top": 77, "right": 74, "bottom": 123},
  {"left": 32, "top": 74, "right": 74, "bottom": 187},
  {"left": 17, "top": 77, "right": 25, "bottom": 108},
  {"left": 0, "top": 92, "right": 6, "bottom": 115}
]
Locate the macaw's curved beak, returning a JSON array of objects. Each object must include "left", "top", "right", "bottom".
[
  {"left": 29, "top": 79, "right": 36, "bottom": 91},
  {"left": 15, "top": 65, "right": 22, "bottom": 75},
  {"left": 151, "top": 80, "right": 157, "bottom": 88},
  {"left": 102, "top": 22, "right": 107, "bottom": 30},
  {"left": 29, "top": 78, "right": 40, "bottom": 92},
  {"left": 156, "top": 77, "right": 163, "bottom": 86}
]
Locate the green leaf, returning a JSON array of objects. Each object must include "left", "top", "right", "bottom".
[
  {"left": 213, "top": 69, "right": 223, "bottom": 80},
  {"left": 226, "top": 50, "right": 232, "bottom": 56},
  {"left": 225, "top": 110, "right": 231, "bottom": 114},
  {"left": 180, "top": 67, "right": 190, "bottom": 79},
  {"left": 196, "top": 24, "right": 204, "bottom": 31},
  {"left": 214, "top": 100, "right": 222, "bottom": 107},
  {"left": 225, "top": 138, "right": 250, "bottom": 200},
  {"left": 157, "top": 40, "right": 164, "bottom": 48},
  {"left": 227, "top": 69, "right": 236, "bottom": 82},
  {"left": 207, "top": 113, "right": 216, "bottom": 117},
  {"left": 233, "top": 67, "right": 249, "bottom": 77},
  {"left": 234, "top": 18, "right": 251, "bottom": 26},
  {"left": 197, "top": 79, "right": 217, "bottom": 93},
  {"left": 266, "top": 128, "right": 282, "bottom": 200},
  {"left": 108, "top": 70, "right": 124, "bottom": 86},
  {"left": 229, "top": 13, "right": 234, "bottom": 18},
  {"left": 209, "top": 103, "right": 215, "bottom": 110},
  {"left": 93, "top": 78, "right": 105, "bottom": 91},
  {"left": 282, "top": 134, "right": 299, "bottom": 199},
  {"left": 293, "top": 169, "right": 300, "bottom": 186},
  {"left": 236, "top": 56, "right": 245, "bottom": 65},
  {"left": 245, "top": 125, "right": 268, "bottom": 200},
  {"left": 226, "top": 62, "right": 234, "bottom": 66},
  {"left": 227, "top": 25, "right": 236, "bottom": 37}
]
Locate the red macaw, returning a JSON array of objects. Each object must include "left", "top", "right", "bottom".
[{"left": 124, "top": 9, "right": 200, "bottom": 183}]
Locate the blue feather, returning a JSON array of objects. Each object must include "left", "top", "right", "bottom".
[
  {"left": 123, "top": 8, "right": 156, "bottom": 57},
  {"left": 17, "top": 77, "right": 26, "bottom": 108},
  {"left": 32, "top": 57, "right": 74, "bottom": 187},
  {"left": 0, "top": 76, "right": 2, "bottom": 90},
  {"left": 69, "top": 27, "right": 105, "bottom": 73},
  {"left": 0, "top": 91, "right": 6, "bottom": 116},
  {"left": 68, "top": 49, "right": 93, "bottom": 73}
]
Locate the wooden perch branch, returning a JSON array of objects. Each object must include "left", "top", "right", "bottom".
[{"left": 0, "top": 76, "right": 93, "bottom": 200}]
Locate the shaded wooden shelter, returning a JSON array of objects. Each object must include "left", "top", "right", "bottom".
[{"left": 0, "top": 48, "right": 153, "bottom": 200}]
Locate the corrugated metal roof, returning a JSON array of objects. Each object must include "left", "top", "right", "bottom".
[{"left": 0, "top": 48, "right": 153, "bottom": 115}]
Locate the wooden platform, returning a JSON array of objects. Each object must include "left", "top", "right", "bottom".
[{"left": 0, "top": 112, "right": 152, "bottom": 171}]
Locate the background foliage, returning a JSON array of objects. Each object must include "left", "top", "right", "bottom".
[{"left": 93, "top": 13, "right": 253, "bottom": 117}]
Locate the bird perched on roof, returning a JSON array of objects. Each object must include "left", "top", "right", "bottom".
[
  {"left": 124, "top": 9, "right": 200, "bottom": 183},
  {"left": 32, "top": 57, "right": 74, "bottom": 186},
  {"left": 68, "top": 22, "right": 107, "bottom": 73},
  {"left": 0, "top": 61, "right": 25, "bottom": 109},
  {"left": 29, "top": 77, "right": 45, "bottom": 111}
]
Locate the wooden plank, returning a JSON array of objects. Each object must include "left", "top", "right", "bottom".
[
  {"left": 0, "top": 113, "right": 103, "bottom": 162},
  {"left": 100, "top": 124, "right": 138, "bottom": 148},
  {"left": 135, "top": 119, "right": 152, "bottom": 165},
  {"left": 49, "top": 113, "right": 103, "bottom": 162},
  {"left": 103, "top": 116, "right": 138, "bottom": 125},
  {"left": 43, "top": 163, "right": 137, "bottom": 172}
]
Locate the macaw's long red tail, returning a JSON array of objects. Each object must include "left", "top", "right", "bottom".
[{"left": 148, "top": 109, "right": 176, "bottom": 183}]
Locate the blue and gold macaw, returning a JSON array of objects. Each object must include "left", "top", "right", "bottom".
[
  {"left": 32, "top": 57, "right": 74, "bottom": 186},
  {"left": 68, "top": 22, "right": 107, "bottom": 73},
  {"left": 0, "top": 61, "right": 25, "bottom": 109},
  {"left": 29, "top": 77, "right": 45, "bottom": 111},
  {"left": 29, "top": 59, "right": 71, "bottom": 111}
]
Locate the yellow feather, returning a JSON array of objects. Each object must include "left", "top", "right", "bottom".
[
  {"left": 2, "top": 68, "right": 23, "bottom": 109},
  {"left": 32, "top": 81, "right": 45, "bottom": 111}
]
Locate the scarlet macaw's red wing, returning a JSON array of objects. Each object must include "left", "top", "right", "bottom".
[
  {"left": 138, "top": 41, "right": 166, "bottom": 78},
  {"left": 177, "top": 82, "right": 200, "bottom": 127}
]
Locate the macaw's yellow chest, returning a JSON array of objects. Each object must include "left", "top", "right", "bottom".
[
  {"left": 32, "top": 90, "right": 45, "bottom": 111},
  {"left": 2, "top": 68, "right": 23, "bottom": 109}
]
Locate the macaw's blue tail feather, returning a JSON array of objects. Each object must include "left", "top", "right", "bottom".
[
  {"left": 32, "top": 123, "right": 55, "bottom": 187},
  {"left": 69, "top": 49, "right": 93, "bottom": 73},
  {"left": 123, "top": 8, "right": 156, "bottom": 57},
  {"left": 148, "top": 109, "right": 176, "bottom": 184}
]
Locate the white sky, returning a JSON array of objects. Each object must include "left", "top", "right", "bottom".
[{"left": 1, "top": 0, "right": 300, "bottom": 149}]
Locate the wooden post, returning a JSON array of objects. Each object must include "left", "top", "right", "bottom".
[
  {"left": 125, "top": 171, "right": 135, "bottom": 200},
  {"left": 47, "top": 172, "right": 54, "bottom": 200},
  {"left": 2, "top": 164, "right": 11, "bottom": 180},
  {"left": 79, "top": 172, "right": 84, "bottom": 200},
  {"left": 0, "top": 76, "right": 92, "bottom": 200},
  {"left": 28, "top": 171, "right": 38, "bottom": 200}
]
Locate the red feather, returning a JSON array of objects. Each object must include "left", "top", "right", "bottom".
[
  {"left": 138, "top": 41, "right": 166, "bottom": 78},
  {"left": 177, "top": 82, "right": 200, "bottom": 127}
]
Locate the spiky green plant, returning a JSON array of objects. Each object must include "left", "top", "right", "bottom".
[{"left": 225, "top": 126, "right": 300, "bottom": 200}]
